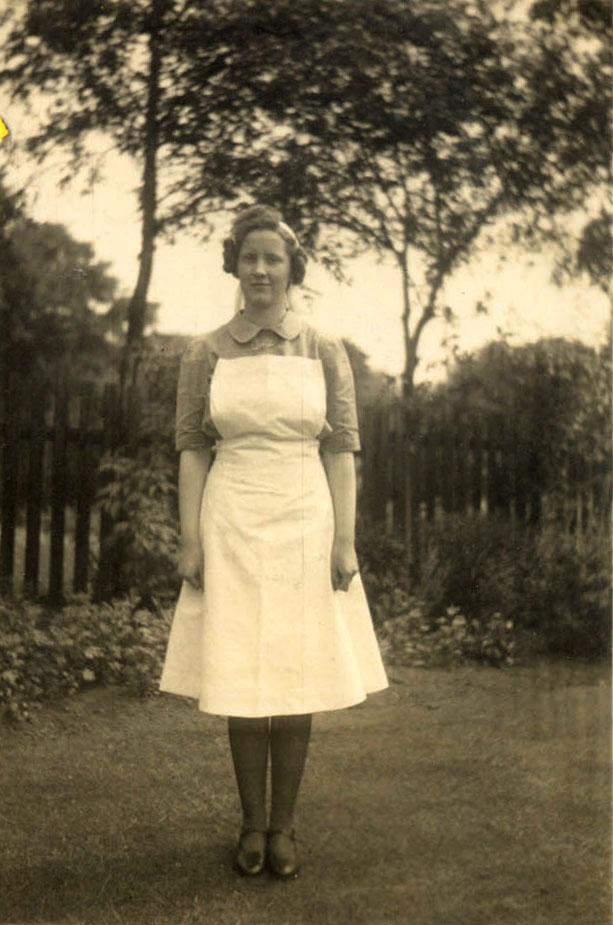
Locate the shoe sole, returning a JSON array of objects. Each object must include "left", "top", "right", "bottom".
[
  {"left": 233, "top": 858, "right": 265, "bottom": 877},
  {"left": 269, "top": 868, "right": 300, "bottom": 880}
]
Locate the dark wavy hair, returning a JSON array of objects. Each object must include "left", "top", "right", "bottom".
[{"left": 222, "top": 204, "right": 308, "bottom": 285}]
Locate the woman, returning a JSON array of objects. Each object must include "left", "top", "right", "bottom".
[{"left": 160, "top": 204, "right": 388, "bottom": 879}]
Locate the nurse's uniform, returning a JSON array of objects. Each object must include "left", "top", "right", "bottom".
[{"left": 159, "top": 311, "right": 388, "bottom": 717}]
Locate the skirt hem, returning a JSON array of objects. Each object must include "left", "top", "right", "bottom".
[{"left": 158, "top": 681, "right": 389, "bottom": 718}]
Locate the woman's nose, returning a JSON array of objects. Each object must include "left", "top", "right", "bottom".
[{"left": 253, "top": 256, "right": 267, "bottom": 275}]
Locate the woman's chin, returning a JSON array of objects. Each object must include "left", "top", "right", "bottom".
[{"left": 245, "top": 294, "right": 279, "bottom": 311}]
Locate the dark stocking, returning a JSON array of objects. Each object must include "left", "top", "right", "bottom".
[
  {"left": 269, "top": 713, "right": 312, "bottom": 832},
  {"left": 228, "top": 716, "right": 270, "bottom": 832}
]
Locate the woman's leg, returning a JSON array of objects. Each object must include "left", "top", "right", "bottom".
[
  {"left": 269, "top": 713, "right": 312, "bottom": 832},
  {"left": 228, "top": 716, "right": 270, "bottom": 832}
]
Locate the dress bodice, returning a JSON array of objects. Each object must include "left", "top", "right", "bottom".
[
  {"left": 210, "top": 355, "right": 327, "bottom": 444},
  {"left": 175, "top": 313, "right": 361, "bottom": 455}
]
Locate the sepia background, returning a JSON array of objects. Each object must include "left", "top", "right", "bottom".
[{"left": 0, "top": 1, "right": 610, "bottom": 923}]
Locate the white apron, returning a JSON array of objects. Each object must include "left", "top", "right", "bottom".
[{"left": 159, "top": 354, "right": 388, "bottom": 717}]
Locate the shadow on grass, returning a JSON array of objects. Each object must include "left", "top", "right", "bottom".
[
  {"left": 1, "top": 664, "right": 610, "bottom": 925},
  {"left": 1, "top": 836, "right": 252, "bottom": 922}
]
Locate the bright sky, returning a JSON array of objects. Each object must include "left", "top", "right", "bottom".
[{"left": 1, "top": 122, "right": 608, "bottom": 383}]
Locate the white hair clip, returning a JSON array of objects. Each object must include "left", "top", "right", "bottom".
[{"left": 278, "top": 221, "right": 299, "bottom": 246}]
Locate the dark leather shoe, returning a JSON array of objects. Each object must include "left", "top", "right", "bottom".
[
  {"left": 233, "top": 828, "right": 266, "bottom": 876},
  {"left": 266, "top": 829, "right": 300, "bottom": 879}
]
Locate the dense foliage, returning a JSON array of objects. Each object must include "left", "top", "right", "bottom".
[
  {"left": 415, "top": 336, "right": 611, "bottom": 505},
  {"left": 378, "top": 601, "right": 516, "bottom": 670},
  {"left": 2, "top": 0, "right": 608, "bottom": 387},
  {"left": 0, "top": 596, "right": 172, "bottom": 723},
  {"left": 0, "top": 181, "right": 123, "bottom": 384},
  {"left": 357, "top": 529, "right": 517, "bottom": 668},
  {"left": 96, "top": 448, "right": 179, "bottom": 604},
  {"left": 358, "top": 514, "right": 610, "bottom": 662},
  {"left": 1, "top": 504, "right": 607, "bottom": 722}
]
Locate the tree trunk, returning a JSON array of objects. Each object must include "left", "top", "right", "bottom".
[
  {"left": 104, "top": 0, "right": 165, "bottom": 598},
  {"left": 398, "top": 251, "right": 421, "bottom": 578},
  {"left": 404, "top": 340, "right": 418, "bottom": 400},
  {"left": 120, "top": 0, "right": 165, "bottom": 426},
  {"left": 400, "top": 252, "right": 414, "bottom": 400}
]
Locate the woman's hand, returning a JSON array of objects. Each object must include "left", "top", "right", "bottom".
[
  {"left": 178, "top": 540, "right": 203, "bottom": 590},
  {"left": 331, "top": 537, "right": 359, "bottom": 592}
]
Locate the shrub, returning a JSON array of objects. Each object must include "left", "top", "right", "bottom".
[
  {"left": 524, "top": 523, "right": 611, "bottom": 658},
  {"left": 357, "top": 528, "right": 410, "bottom": 630},
  {"left": 375, "top": 594, "right": 515, "bottom": 668},
  {"left": 0, "top": 595, "right": 173, "bottom": 723},
  {"left": 358, "top": 514, "right": 610, "bottom": 663},
  {"left": 417, "top": 513, "right": 532, "bottom": 626},
  {"left": 95, "top": 447, "right": 179, "bottom": 604},
  {"left": 357, "top": 526, "right": 516, "bottom": 667},
  {"left": 417, "top": 513, "right": 610, "bottom": 658}
]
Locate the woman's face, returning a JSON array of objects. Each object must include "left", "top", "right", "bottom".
[{"left": 237, "top": 229, "right": 291, "bottom": 311}]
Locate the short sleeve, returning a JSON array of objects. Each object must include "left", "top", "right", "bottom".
[
  {"left": 175, "top": 339, "right": 216, "bottom": 452},
  {"left": 318, "top": 336, "right": 361, "bottom": 453}
]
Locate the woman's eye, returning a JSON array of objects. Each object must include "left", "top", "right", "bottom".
[{"left": 240, "top": 252, "right": 284, "bottom": 264}]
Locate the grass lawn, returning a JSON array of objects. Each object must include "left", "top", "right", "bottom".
[{"left": 0, "top": 659, "right": 610, "bottom": 925}]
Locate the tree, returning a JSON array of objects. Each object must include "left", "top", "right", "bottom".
[
  {"left": 0, "top": 178, "right": 119, "bottom": 387},
  {"left": 342, "top": 339, "right": 396, "bottom": 412},
  {"left": 103, "top": 297, "right": 159, "bottom": 345},
  {"left": 0, "top": 180, "right": 33, "bottom": 392},
  {"left": 430, "top": 335, "right": 611, "bottom": 503},
  {"left": 205, "top": 0, "right": 609, "bottom": 396},
  {"left": 576, "top": 211, "right": 611, "bottom": 292},
  {"left": 527, "top": 0, "right": 611, "bottom": 294},
  {"left": 1, "top": 1, "right": 257, "bottom": 385},
  {"left": 2, "top": 0, "right": 166, "bottom": 365},
  {"left": 529, "top": 0, "right": 609, "bottom": 37},
  {"left": 3, "top": 0, "right": 608, "bottom": 400},
  {"left": 1, "top": 1, "right": 324, "bottom": 357},
  {"left": 11, "top": 222, "right": 118, "bottom": 370}
]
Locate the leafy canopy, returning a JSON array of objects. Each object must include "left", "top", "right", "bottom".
[{"left": 2, "top": 0, "right": 608, "bottom": 389}]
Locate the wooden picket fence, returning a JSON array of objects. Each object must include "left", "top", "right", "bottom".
[
  {"left": 360, "top": 402, "right": 610, "bottom": 564},
  {"left": 1, "top": 374, "right": 609, "bottom": 601},
  {"left": 0, "top": 370, "right": 133, "bottom": 603}
]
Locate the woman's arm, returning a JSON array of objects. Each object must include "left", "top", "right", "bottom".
[
  {"left": 321, "top": 450, "right": 359, "bottom": 591},
  {"left": 177, "top": 447, "right": 212, "bottom": 589}
]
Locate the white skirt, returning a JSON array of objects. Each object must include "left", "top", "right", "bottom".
[
  {"left": 160, "top": 354, "right": 388, "bottom": 717},
  {"left": 159, "top": 440, "right": 388, "bottom": 717}
]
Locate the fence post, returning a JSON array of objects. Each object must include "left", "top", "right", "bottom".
[
  {"left": 527, "top": 442, "right": 543, "bottom": 526},
  {"left": 359, "top": 404, "right": 373, "bottom": 524},
  {"left": 499, "top": 415, "right": 512, "bottom": 518},
  {"left": 73, "top": 382, "right": 96, "bottom": 593},
  {"left": 95, "top": 382, "right": 121, "bottom": 600},
  {"left": 126, "top": 380, "right": 141, "bottom": 454},
  {"left": 0, "top": 372, "right": 20, "bottom": 594},
  {"left": 454, "top": 415, "right": 468, "bottom": 514},
  {"left": 407, "top": 404, "right": 422, "bottom": 580},
  {"left": 439, "top": 407, "right": 453, "bottom": 515},
  {"left": 48, "top": 371, "right": 69, "bottom": 604},
  {"left": 24, "top": 374, "right": 47, "bottom": 597},
  {"left": 469, "top": 416, "right": 483, "bottom": 514},
  {"left": 382, "top": 404, "right": 393, "bottom": 529},
  {"left": 434, "top": 409, "right": 453, "bottom": 514},
  {"left": 391, "top": 402, "right": 406, "bottom": 537},
  {"left": 485, "top": 414, "right": 500, "bottom": 515},
  {"left": 513, "top": 420, "right": 528, "bottom": 525},
  {"left": 363, "top": 404, "right": 388, "bottom": 528},
  {"left": 591, "top": 458, "right": 610, "bottom": 529},
  {"left": 423, "top": 421, "right": 437, "bottom": 522}
]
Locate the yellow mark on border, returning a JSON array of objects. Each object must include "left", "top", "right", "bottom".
[{"left": 0, "top": 117, "right": 10, "bottom": 141}]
